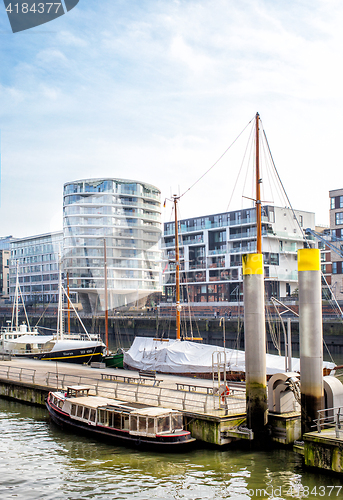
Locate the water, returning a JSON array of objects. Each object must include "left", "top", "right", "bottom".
[{"left": 0, "top": 399, "right": 342, "bottom": 500}]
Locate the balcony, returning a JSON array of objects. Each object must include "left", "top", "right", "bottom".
[{"left": 208, "top": 246, "right": 227, "bottom": 256}]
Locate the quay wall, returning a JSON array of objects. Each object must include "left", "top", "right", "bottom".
[
  {"left": 0, "top": 379, "right": 50, "bottom": 406},
  {"left": 2, "top": 313, "right": 343, "bottom": 356},
  {"left": 304, "top": 432, "right": 343, "bottom": 474}
]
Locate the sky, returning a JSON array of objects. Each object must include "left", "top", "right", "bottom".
[{"left": 0, "top": 0, "right": 342, "bottom": 238}]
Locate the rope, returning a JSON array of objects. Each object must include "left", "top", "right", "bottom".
[
  {"left": 180, "top": 117, "right": 254, "bottom": 199},
  {"left": 262, "top": 127, "right": 308, "bottom": 245},
  {"left": 286, "top": 377, "right": 301, "bottom": 405},
  {"left": 323, "top": 338, "right": 336, "bottom": 365}
]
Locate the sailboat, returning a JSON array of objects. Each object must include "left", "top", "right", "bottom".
[
  {"left": 0, "top": 262, "right": 52, "bottom": 353},
  {"left": 1, "top": 258, "right": 106, "bottom": 364},
  {"left": 124, "top": 194, "right": 232, "bottom": 376}
]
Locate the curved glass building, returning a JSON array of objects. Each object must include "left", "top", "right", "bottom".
[{"left": 63, "top": 178, "right": 162, "bottom": 313}]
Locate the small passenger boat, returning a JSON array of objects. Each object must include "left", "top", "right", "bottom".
[{"left": 46, "top": 385, "right": 196, "bottom": 451}]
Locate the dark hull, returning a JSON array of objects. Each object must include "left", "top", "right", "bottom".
[
  {"left": 46, "top": 401, "right": 195, "bottom": 452},
  {"left": 15, "top": 345, "right": 104, "bottom": 364}
]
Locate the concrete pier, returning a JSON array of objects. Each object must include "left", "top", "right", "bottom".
[
  {"left": 0, "top": 358, "right": 252, "bottom": 446},
  {"left": 303, "top": 428, "right": 343, "bottom": 473}
]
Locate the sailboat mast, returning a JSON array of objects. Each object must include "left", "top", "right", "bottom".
[
  {"left": 104, "top": 239, "right": 109, "bottom": 353},
  {"left": 256, "top": 112, "right": 262, "bottom": 253},
  {"left": 174, "top": 196, "right": 181, "bottom": 340},
  {"left": 57, "top": 254, "right": 64, "bottom": 341},
  {"left": 14, "top": 261, "right": 19, "bottom": 330},
  {"left": 242, "top": 111, "right": 268, "bottom": 442},
  {"left": 67, "top": 272, "right": 71, "bottom": 334}
]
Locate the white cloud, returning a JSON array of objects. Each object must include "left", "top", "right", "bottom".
[{"left": 1, "top": 0, "right": 343, "bottom": 236}]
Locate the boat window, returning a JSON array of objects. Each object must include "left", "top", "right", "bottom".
[
  {"left": 138, "top": 416, "right": 147, "bottom": 433},
  {"left": 171, "top": 413, "right": 183, "bottom": 430},
  {"left": 98, "top": 410, "right": 110, "bottom": 427},
  {"left": 157, "top": 416, "right": 170, "bottom": 434},
  {"left": 130, "top": 415, "right": 138, "bottom": 432},
  {"left": 112, "top": 412, "right": 121, "bottom": 429},
  {"left": 51, "top": 396, "right": 55, "bottom": 405},
  {"left": 77, "top": 406, "right": 84, "bottom": 418},
  {"left": 58, "top": 400, "right": 64, "bottom": 409},
  {"left": 122, "top": 415, "right": 129, "bottom": 431},
  {"left": 83, "top": 407, "right": 90, "bottom": 420},
  {"left": 90, "top": 409, "right": 96, "bottom": 422},
  {"left": 147, "top": 417, "right": 155, "bottom": 434},
  {"left": 71, "top": 404, "right": 77, "bottom": 416}
]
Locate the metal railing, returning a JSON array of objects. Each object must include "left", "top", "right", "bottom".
[
  {"left": 45, "top": 371, "right": 246, "bottom": 416},
  {"left": 0, "top": 365, "right": 36, "bottom": 383},
  {"left": 314, "top": 406, "right": 343, "bottom": 435}
]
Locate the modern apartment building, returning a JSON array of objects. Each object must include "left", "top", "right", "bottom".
[
  {"left": 328, "top": 188, "right": 343, "bottom": 300},
  {"left": 9, "top": 231, "right": 63, "bottom": 306},
  {"left": 162, "top": 205, "right": 315, "bottom": 305},
  {"left": 0, "top": 236, "right": 12, "bottom": 299},
  {"left": 63, "top": 178, "right": 162, "bottom": 313}
]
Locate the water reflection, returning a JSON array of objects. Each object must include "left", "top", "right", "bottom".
[{"left": 0, "top": 399, "right": 342, "bottom": 500}]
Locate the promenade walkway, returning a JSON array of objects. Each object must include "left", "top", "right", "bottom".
[{"left": 0, "top": 358, "right": 246, "bottom": 417}]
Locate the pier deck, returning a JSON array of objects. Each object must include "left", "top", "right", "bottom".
[
  {"left": 303, "top": 427, "right": 343, "bottom": 473},
  {"left": 0, "top": 358, "right": 249, "bottom": 446}
]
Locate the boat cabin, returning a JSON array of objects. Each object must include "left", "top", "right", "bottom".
[
  {"left": 97, "top": 405, "right": 184, "bottom": 437},
  {"left": 50, "top": 386, "right": 185, "bottom": 438},
  {"left": 128, "top": 407, "right": 184, "bottom": 437}
]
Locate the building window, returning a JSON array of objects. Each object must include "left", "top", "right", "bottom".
[
  {"left": 336, "top": 212, "right": 343, "bottom": 225},
  {"left": 270, "top": 253, "right": 279, "bottom": 266},
  {"left": 332, "top": 262, "right": 337, "bottom": 274},
  {"left": 340, "top": 196, "right": 343, "bottom": 208},
  {"left": 331, "top": 197, "right": 335, "bottom": 210}
]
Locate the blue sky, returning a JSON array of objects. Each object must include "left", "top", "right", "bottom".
[{"left": 0, "top": 0, "right": 342, "bottom": 237}]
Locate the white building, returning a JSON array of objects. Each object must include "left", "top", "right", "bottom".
[
  {"left": 9, "top": 232, "right": 63, "bottom": 306},
  {"left": 63, "top": 178, "right": 162, "bottom": 313},
  {"left": 162, "top": 205, "right": 315, "bottom": 305}
]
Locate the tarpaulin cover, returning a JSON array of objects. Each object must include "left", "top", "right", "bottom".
[{"left": 124, "top": 337, "right": 335, "bottom": 375}]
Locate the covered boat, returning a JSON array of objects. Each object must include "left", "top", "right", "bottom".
[{"left": 124, "top": 337, "right": 335, "bottom": 377}]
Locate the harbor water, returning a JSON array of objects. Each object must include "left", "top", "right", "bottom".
[{"left": 1, "top": 399, "right": 342, "bottom": 500}]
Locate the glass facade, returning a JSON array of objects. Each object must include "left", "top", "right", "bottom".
[
  {"left": 162, "top": 205, "right": 314, "bottom": 304},
  {"left": 63, "top": 178, "right": 162, "bottom": 312},
  {"left": 9, "top": 232, "right": 63, "bottom": 305}
]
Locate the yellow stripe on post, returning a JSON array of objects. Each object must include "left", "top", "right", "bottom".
[
  {"left": 298, "top": 248, "right": 321, "bottom": 272},
  {"left": 242, "top": 253, "right": 264, "bottom": 275}
]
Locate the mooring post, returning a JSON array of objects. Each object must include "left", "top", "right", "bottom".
[
  {"left": 298, "top": 248, "right": 324, "bottom": 434},
  {"left": 243, "top": 253, "right": 268, "bottom": 439}
]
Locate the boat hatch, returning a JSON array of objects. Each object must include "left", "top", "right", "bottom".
[
  {"left": 129, "top": 409, "right": 184, "bottom": 437},
  {"left": 66, "top": 386, "right": 91, "bottom": 398}
]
